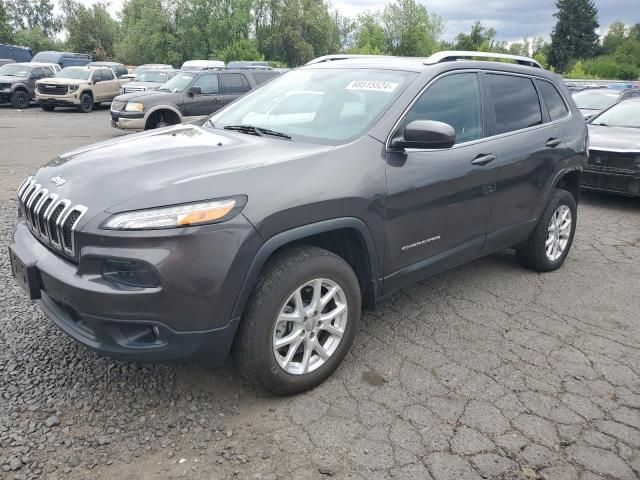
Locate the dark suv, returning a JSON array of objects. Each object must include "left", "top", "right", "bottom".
[
  {"left": 0, "top": 62, "right": 54, "bottom": 108},
  {"left": 10, "top": 52, "right": 586, "bottom": 395},
  {"left": 110, "top": 68, "right": 280, "bottom": 130}
]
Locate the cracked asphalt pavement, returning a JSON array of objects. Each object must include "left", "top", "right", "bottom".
[{"left": 1, "top": 106, "right": 640, "bottom": 480}]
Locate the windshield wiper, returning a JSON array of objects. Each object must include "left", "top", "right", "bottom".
[{"left": 223, "top": 124, "right": 292, "bottom": 140}]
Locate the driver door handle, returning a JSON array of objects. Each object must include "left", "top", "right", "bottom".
[
  {"left": 471, "top": 154, "right": 496, "bottom": 166},
  {"left": 546, "top": 138, "right": 562, "bottom": 148}
]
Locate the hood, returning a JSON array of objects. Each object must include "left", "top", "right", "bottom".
[
  {"left": 588, "top": 124, "right": 640, "bottom": 152},
  {"left": 37, "top": 77, "right": 89, "bottom": 85},
  {"left": 115, "top": 89, "right": 174, "bottom": 102},
  {"left": 30, "top": 124, "right": 332, "bottom": 222},
  {"left": 124, "top": 81, "right": 163, "bottom": 90},
  {"left": 0, "top": 75, "right": 25, "bottom": 83}
]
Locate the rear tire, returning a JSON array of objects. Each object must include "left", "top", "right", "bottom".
[
  {"left": 234, "top": 246, "right": 361, "bottom": 395},
  {"left": 10, "top": 90, "right": 29, "bottom": 109},
  {"left": 78, "top": 93, "right": 93, "bottom": 113},
  {"left": 516, "top": 188, "right": 577, "bottom": 272}
]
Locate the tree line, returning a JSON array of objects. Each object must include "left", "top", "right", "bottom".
[{"left": 0, "top": 0, "right": 638, "bottom": 79}]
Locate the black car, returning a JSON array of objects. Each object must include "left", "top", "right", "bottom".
[
  {"left": 0, "top": 62, "right": 54, "bottom": 108},
  {"left": 582, "top": 98, "right": 640, "bottom": 196},
  {"left": 572, "top": 88, "right": 640, "bottom": 120},
  {"left": 110, "top": 68, "right": 280, "bottom": 130},
  {"left": 10, "top": 52, "right": 586, "bottom": 395}
]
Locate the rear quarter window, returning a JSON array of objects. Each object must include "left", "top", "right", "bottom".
[
  {"left": 487, "top": 74, "right": 543, "bottom": 134},
  {"left": 221, "top": 73, "right": 251, "bottom": 94},
  {"left": 251, "top": 72, "right": 278, "bottom": 85},
  {"left": 537, "top": 80, "right": 569, "bottom": 121}
]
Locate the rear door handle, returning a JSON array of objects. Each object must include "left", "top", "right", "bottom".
[
  {"left": 471, "top": 154, "right": 496, "bottom": 166},
  {"left": 546, "top": 138, "right": 562, "bottom": 148}
]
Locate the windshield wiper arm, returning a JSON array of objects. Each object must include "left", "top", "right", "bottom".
[{"left": 223, "top": 124, "right": 291, "bottom": 140}]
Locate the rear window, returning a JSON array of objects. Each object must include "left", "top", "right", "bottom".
[
  {"left": 221, "top": 73, "right": 250, "bottom": 94},
  {"left": 538, "top": 80, "right": 569, "bottom": 121},
  {"left": 487, "top": 74, "right": 542, "bottom": 134},
  {"left": 252, "top": 71, "right": 278, "bottom": 85}
]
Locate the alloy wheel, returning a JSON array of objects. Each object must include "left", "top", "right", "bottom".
[
  {"left": 272, "top": 278, "right": 348, "bottom": 375},
  {"left": 546, "top": 204, "right": 572, "bottom": 261}
]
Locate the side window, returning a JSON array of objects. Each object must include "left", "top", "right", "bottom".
[
  {"left": 537, "top": 80, "right": 569, "bottom": 121},
  {"left": 252, "top": 72, "right": 277, "bottom": 85},
  {"left": 102, "top": 69, "right": 114, "bottom": 81},
  {"left": 487, "top": 74, "right": 542, "bottom": 134},
  {"left": 221, "top": 73, "right": 251, "bottom": 94},
  {"left": 92, "top": 70, "right": 103, "bottom": 82},
  {"left": 192, "top": 74, "right": 219, "bottom": 94},
  {"left": 404, "top": 73, "right": 483, "bottom": 145}
]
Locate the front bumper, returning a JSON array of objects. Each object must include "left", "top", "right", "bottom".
[
  {"left": 581, "top": 167, "right": 640, "bottom": 197},
  {"left": 36, "top": 93, "right": 81, "bottom": 107},
  {"left": 111, "top": 110, "right": 145, "bottom": 130},
  {"left": 10, "top": 216, "right": 261, "bottom": 364}
]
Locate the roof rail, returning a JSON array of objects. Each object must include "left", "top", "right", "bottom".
[
  {"left": 425, "top": 51, "right": 542, "bottom": 69},
  {"left": 306, "top": 54, "right": 382, "bottom": 65}
]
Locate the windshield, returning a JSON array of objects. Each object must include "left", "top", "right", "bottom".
[
  {"left": 136, "top": 70, "right": 172, "bottom": 83},
  {"left": 57, "top": 67, "right": 91, "bottom": 80},
  {"left": 159, "top": 72, "right": 195, "bottom": 92},
  {"left": 591, "top": 102, "right": 640, "bottom": 128},
  {"left": 0, "top": 64, "right": 30, "bottom": 77},
  {"left": 209, "top": 68, "right": 417, "bottom": 143},
  {"left": 574, "top": 91, "right": 620, "bottom": 110}
]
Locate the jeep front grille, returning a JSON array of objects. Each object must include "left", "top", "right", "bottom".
[
  {"left": 37, "top": 83, "right": 69, "bottom": 95},
  {"left": 18, "top": 177, "right": 87, "bottom": 259}
]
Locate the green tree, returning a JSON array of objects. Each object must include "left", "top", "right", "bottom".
[
  {"left": 602, "top": 20, "right": 627, "bottom": 54},
  {"left": 114, "top": 0, "right": 180, "bottom": 65},
  {"left": 220, "top": 38, "right": 262, "bottom": 63},
  {"left": 12, "top": 25, "right": 65, "bottom": 52},
  {"left": 61, "top": 0, "right": 119, "bottom": 58},
  {"left": 0, "top": 0, "right": 13, "bottom": 42},
  {"left": 548, "top": 0, "right": 600, "bottom": 73},
  {"left": 382, "top": 0, "right": 442, "bottom": 56},
  {"left": 454, "top": 21, "right": 496, "bottom": 52},
  {"left": 6, "top": 0, "right": 60, "bottom": 36},
  {"left": 350, "top": 12, "right": 387, "bottom": 54}
]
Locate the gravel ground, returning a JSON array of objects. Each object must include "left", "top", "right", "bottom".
[{"left": 1, "top": 106, "right": 640, "bottom": 480}]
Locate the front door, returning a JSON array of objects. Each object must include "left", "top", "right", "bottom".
[
  {"left": 182, "top": 73, "right": 222, "bottom": 117},
  {"left": 384, "top": 72, "right": 499, "bottom": 292}
]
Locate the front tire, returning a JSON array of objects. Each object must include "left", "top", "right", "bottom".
[
  {"left": 10, "top": 90, "right": 29, "bottom": 109},
  {"left": 516, "top": 188, "right": 577, "bottom": 272},
  {"left": 234, "top": 246, "right": 361, "bottom": 395},
  {"left": 78, "top": 93, "right": 93, "bottom": 113}
]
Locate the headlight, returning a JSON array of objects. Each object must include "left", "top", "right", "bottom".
[
  {"left": 69, "top": 84, "right": 79, "bottom": 92},
  {"left": 125, "top": 102, "right": 144, "bottom": 112},
  {"left": 101, "top": 197, "right": 244, "bottom": 230}
]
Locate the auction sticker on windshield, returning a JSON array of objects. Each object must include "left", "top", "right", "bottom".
[{"left": 345, "top": 80, "right": 399, "bottom": 93}]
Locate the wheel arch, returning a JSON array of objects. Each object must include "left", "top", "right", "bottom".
[
  {"left": 144, "top": 105, "right": 182, "bottom": 126},
  {"left": 554, "top": 169, "right": 581, "bottom": 205},
  {"left": 231, "top": 218, "right": 380, "bottom": 321}
]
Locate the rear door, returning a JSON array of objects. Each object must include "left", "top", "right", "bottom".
[
  {"left": 181, "top": 73, "right": 222, "bottom": 117},
  {"left": 483, "top": 72, "right": 563, "bottom": 249},
  {"left": 100, "top": 68, "right": 119, "bottom": 101},
  {"left": 383, "top": 71, "right": 500, "bottom": 291},
  {"left": 219, "top": 73, "right": 251, "bottom": 107}
]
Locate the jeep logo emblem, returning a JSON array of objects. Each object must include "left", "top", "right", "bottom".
[{"left": 51, "top": 175, "right": 66, "bottom": 186}]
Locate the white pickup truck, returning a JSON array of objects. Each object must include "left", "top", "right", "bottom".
[{"left": 35, "top": 66, "right": 126, "bottom": 113}]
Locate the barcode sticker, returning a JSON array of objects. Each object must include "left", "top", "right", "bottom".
[{"left": 345, "top": 80, "right": 399, "bottom": 93}]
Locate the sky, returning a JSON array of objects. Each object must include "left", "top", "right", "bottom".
[{"left": 71, "top": 0, "right": 640, "bottom": 42}]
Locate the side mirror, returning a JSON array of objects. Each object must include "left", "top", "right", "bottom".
[
  {"left": 187, "top": 86, "right": 202, "bottom": 96},
  {"left": 390, "top": 120, "right": 456, "bottom": 150}
]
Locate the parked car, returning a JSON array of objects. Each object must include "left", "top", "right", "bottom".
[
  {"left": 29, "top": 62, "right": 61, "bottom": 74},
  {"left": 0, "top": 44, "right": 32, "bottom": 62},
  {"left": 10, "top": 52, "right": 587, "bottom": 395},
  {"left": 572, "top": 88, "right": 640, "bottom": 119},
  {"left": 226, "top": 61, "right": 271, "bottom": 69},
  {"left": 121, "top": 68, "right": 178, "bottom": 94},
  {"left": 87, "top": 61, "right": 129, "bottom": 79},
  {"left": 181, "top": 60, "right": 225, "bottom": 71},
  {"left": 0, "top": 62, "right": 54, "bottom": 108},
  {"left": 122, "top": 64, "right": 173, "bottom": 80},
  {"left": 31, "top": 51, "right": 92, "bottom": 69},
  {"left": 110, "top": 68, "right": 279, "bottom": 130},
  {"left": 35, "top": 66, "right": 123, "bottom": 112},
  {"left": 582, "top": 98, "right": 640, "bottom": 196}
]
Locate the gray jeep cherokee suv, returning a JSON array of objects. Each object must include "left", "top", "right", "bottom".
[{"left": 10, "top": 52, "right": 587, "bottom": 395}]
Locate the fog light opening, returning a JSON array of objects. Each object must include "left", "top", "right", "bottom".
[{"left": 101, "top": 259, "right": 160, "bottom": 288}]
